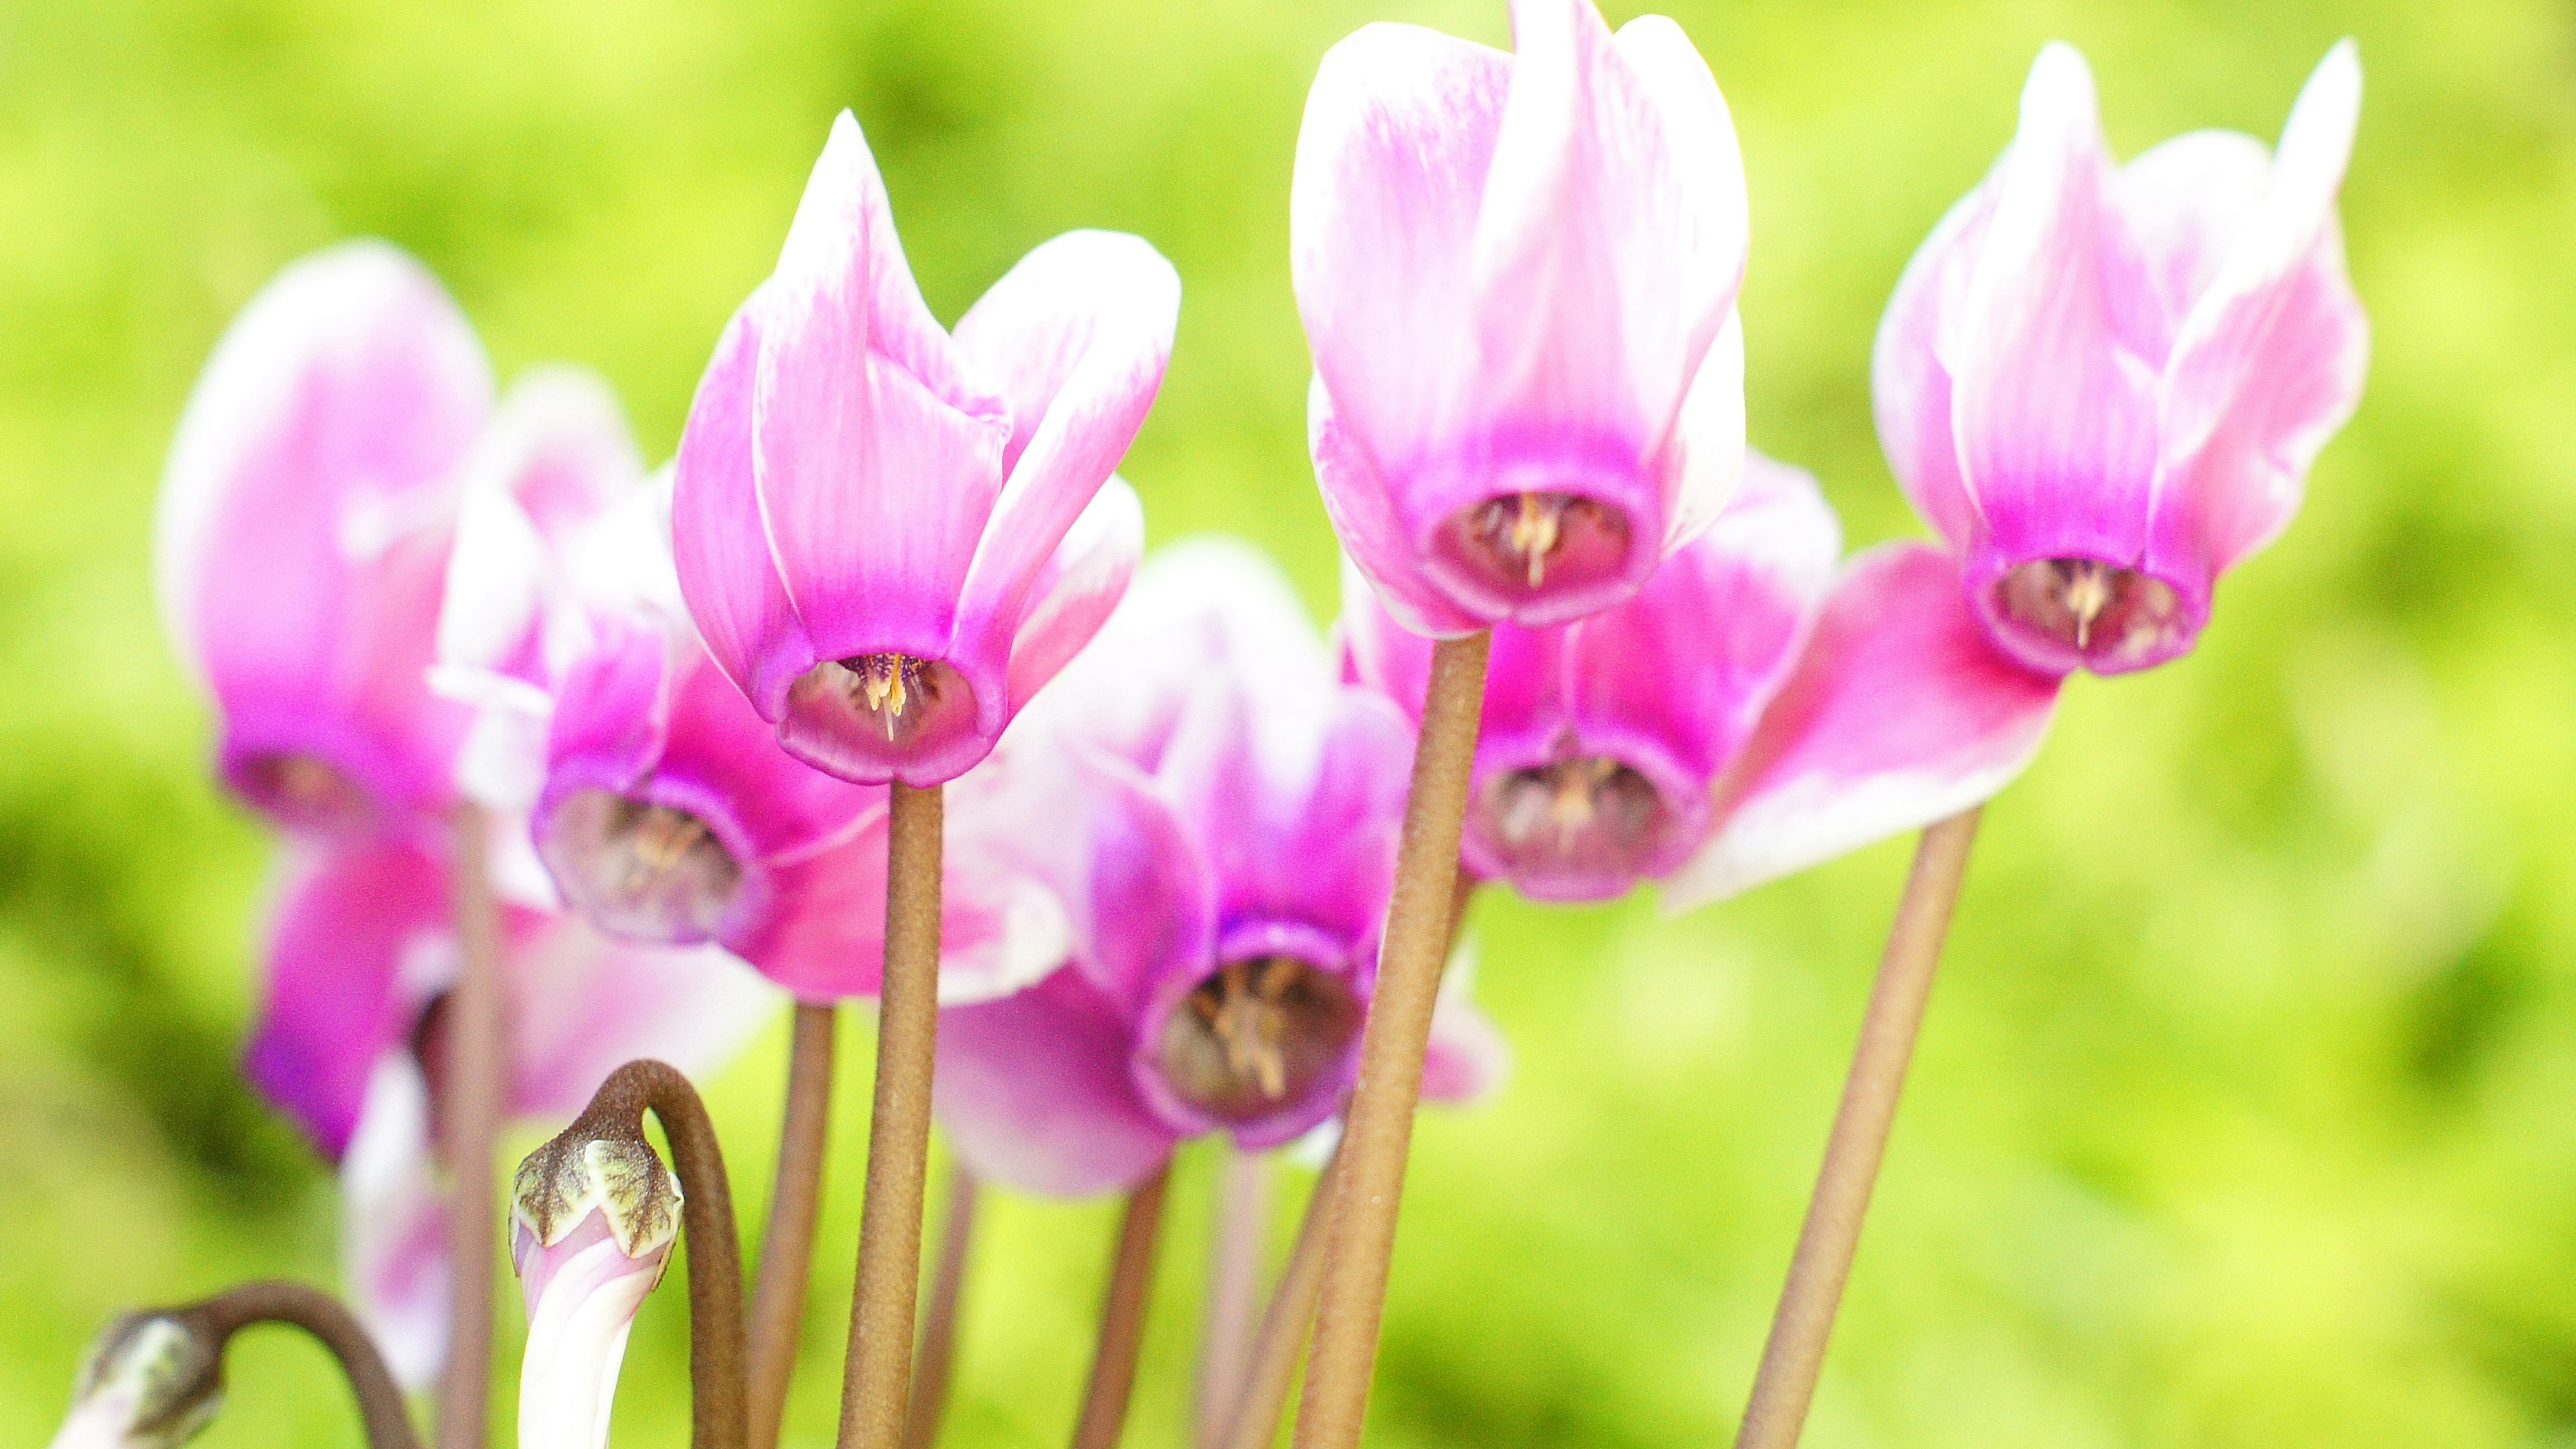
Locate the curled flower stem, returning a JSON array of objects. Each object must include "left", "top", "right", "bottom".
[
  {"left": 439, "top": 806, "right": 509, "bottom": 1449},
  {"left": 1071, "top": 1163, "right": 1174, "bottom": 1449},
  {"left": 749, "top": 1002, "right": 839, "bottom": 1449},
  {"left": 839, "top": 782, "right": 946, "bottom": 1449},
  {"left": 1216, "top": 1147, "right": 1341, "bottom": 1449},
  {"left": 1195, "top": 1148, "right": 1270, "bottom": 1449},
  {"left": 163, "top": 1281, "right": 421, "bottom": 1449},
  {"left": 1292, "top": 629, "right": 1491, "bottom": 1449},
  {"left": 901, "top": 1166, "right": 981, "bottom": 1449},
  {"left": 1732, "top": 808, "right": 1983, "bottom": 1449},
  {"left": 561, "top": 1059, "right": 751, "bottom": 1449}
]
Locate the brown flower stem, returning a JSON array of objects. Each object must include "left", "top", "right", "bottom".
[
  {"left": 901, "top": 1165, "right": 980, "bottom": 1449},
  {"left": 749, "top": 1001, "right": 839, "bottom": 1449},
  {"left": 1732, "top": 808, "right": 1983, "bottom": 1449},
  {"left": 1217, "top": 1147, "right": 1342, "bottom": 1449},
  {"left": 550, "top": 1059, "right": 751, "bottom": 1449},
  {"left": 1291, "top": 629, "right": 1490, "bottom": 1449},
  {"left": 166, "top": 1281, "right": 421, "bottom": 1449},
  {"left": 1070, "top": 1164, "right": 1174, "bottom": 1449},
  {"left": 839, "top": 782, "right": 946, "bottom": 1449},
  {"left": 439, "top": 806, "right": 508, "bottom": 1449},
  {"left": 1195, "top": 1148, "right": 1270, "bottom": 1448}
]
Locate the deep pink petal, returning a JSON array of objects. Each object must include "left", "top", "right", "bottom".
[
  {"left": 674, "top": 290, "right": 814, "bottom": 714},
  {"left": 1000, "top": 477, "right": 1144, "bottom": 718},
  {"left": 1948, "top": 45, "right": 2161, "bottom": 571},
  {"left": 1311, "top": 380, "right": 1491, "bottom": 640},
  {"left": 244, "top": 839, "right": 451, "bottom": 1158},
  {"left": 1663, "top": 543, "right": 2061, "bottom": 908},
  {"left": 951, "top": 233, "right": 1175, "bottom": 645},
  {"left": 1061, "top": 749, "right": 1220, "bottom": 1016},
  {"left": 753, "top": 111, "right": 1011, "bottom": 661},
  {"left": 933, "top": 967, "right": 1177, "bottom": 1199},
  {"left": 1291, "top": 23, "right": 1510, "bottom": 482}
]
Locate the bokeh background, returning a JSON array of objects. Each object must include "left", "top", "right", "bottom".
[{"left": 3, "top": 0, "right": 2571, "bottom": 1444}]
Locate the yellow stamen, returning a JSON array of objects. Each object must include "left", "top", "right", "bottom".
[
  {"left": 1508, "top": 494, "right": 1562, "bottom": 588},
  {"left": 619, "top": 806, "right": 711, "bottom": 894},
  {"left": 1206, "top": 960, "right": 1297, "bottom": 1101},
  {"left": 2063, "top": 561, "right": 2112, "bottom": 649}
]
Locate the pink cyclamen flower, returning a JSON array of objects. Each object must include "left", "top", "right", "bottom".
[
  {"left": 511, "top": 1138, "right": 682, "bottom": 1449},
  {"left": 435, "top": 423, "right": 1068, "bottom": 1004},
  {"left": 933, "top": 541, "right": 1506, "bottom": 1198},
  {"left": 158, "top": 241, "right": 494, "bottom": 841},
  {"left": 1876, "top": 41, "right": 2367, "bottom": 677},
  {"left": 674, "top": 110, "right": 1177, "bottom": 787},
  {"left": 1346, "top": 454, "right": 2067, "bottom": 907},
  {"left": 1293, "top": 0, "right": 1750, "bottom": 636},
  {"left": 244, "top": 833, "right": 773, "bottom": 1387}
]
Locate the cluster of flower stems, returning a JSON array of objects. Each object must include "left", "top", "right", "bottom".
[{"left": 82, "top": 686, "right": 1982, "bottom": 1449}]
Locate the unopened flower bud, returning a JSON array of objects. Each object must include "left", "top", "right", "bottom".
[
  {"left": 50, "top": 1316, "right": 222, "bottom": 1449},
  {"left": 511, "top": 1127, "right": 683, "bottom": 1449}
]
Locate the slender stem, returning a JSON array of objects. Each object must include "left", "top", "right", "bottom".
[
  {"left": 1292, "top": 631, "right": 1490, "bottom": 1449},
  {"left": 176, "top": 1281, "right": 420, "bottom": 1449},
  {"left": 749, "top": 1002, "right": 840, "bottom": 1449},
  {"left": 1732, "top": 808, "right": 1983, "bottom": 1449},
  {"left": 558, "top": 1059, "right": 751, "bottom": 1449},
  {"left": 1218, "top": 1148, "right": 1340, "bottom": 1449},
  {"left": 839, "top": 782, "right": 947, "bottom": 1449},
  {"left": 902, "top": 1167, "right": 981, "bottom": 1449},
  {"left": 439, "top": 806, "right": 508, "bottom": 1449},
  {"left": 1070, "top": 1164, "right": 1174, "bottom": 1449},
  {"left": 1196, "top": 1149, "right": 1270, "bottom": 1448}
]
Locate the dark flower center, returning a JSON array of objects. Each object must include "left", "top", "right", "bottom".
[
  {"left": 788, "top": 652, "right": 967, "bottom": 751},
  {"left": 1478, "top": 755, "right": 1672, "bottom": 883},
  {"left": 1154, "top": 957, "right": 1360, "bottom": 1124},
  {"left": 1440, "top": 490, "right": 1632, "bottom": 595},
  {"left": 541, "top": 790, "right": 743, "bottom": 944},
  {"left": 239, "top": 751, "right": 367, "bottom": 829},
  {"left": 1992, "top": 558, "right": 2182, "bottom": 667}
]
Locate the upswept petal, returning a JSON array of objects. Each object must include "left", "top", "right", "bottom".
[
  {"left": 952, "top": 234, "right": 1175, "bottom": 641},
  {"left": 2106, "top": 131, "right": 2272, "bottom": 367},
  {"left": 753, "top": 112, "right": 1011, "bottom": 659},
  {"left": 340, "top": 1057, "right": 450, "bottom": 1391},
  {"left": 1000, "top": 477, "right": 1145, "bottom": 718},
  {"left": 1291, "top": 23, "right": 1510, "bottom": 479},
  {"left": 673, "top": 292, "right": 811, "bottom": 713},
  {"left": 504, "top": 918, "right": 777, "bottom": 1121},
  {"left": 158, "top": 240, "right": 492, "bottom": 688},
  {"left": 1311, "top": 380, "right": 1490, "bottom": 639},
  {"left": 541, "top": 610, "right": 677, "bottom": 806},
  {"left": 1662, "top": 543, "right": 2061, "bottom": 908},
  {"left": 1656, "top": 309, "right": 1748, "bottom": 551},
  {"left": 1948, "top": 44, "right": 2159, "bottom": 566},
  {"left": 1053, "top": 745, "right": 1218, "bottom": 1016},
  {"left": 1467, "top": 0, "right": 1746, "bottom": 453},
  {"left": 934, "top": 967, "right": 1177, "bottom": 1199},
  {"left": 1871, "top": 184, "right": 1997, "bottom": 551},
  {"left": 244, "top": 839, "right": 451, "bottom": 1158}
]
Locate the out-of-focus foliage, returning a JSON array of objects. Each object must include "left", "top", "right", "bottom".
[{"left": 2, "top": 0, "right": 2571, "bottom": 1445}]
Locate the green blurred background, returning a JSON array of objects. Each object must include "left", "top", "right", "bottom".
[{"left": 3, "top": 0, "right": 2571, "bottom": 1444}]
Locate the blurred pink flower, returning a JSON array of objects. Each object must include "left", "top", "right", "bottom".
[
  {"left": 243, "top": 834, "right": 773, "bottom": 1387},
  {"left": 932, "top": 542, "right": 1504, "bottom": 1198},
  {"left": 1345, "top": 455, "right": 2065, "bottom": 907},
  {"left": 1292, "top": 0, "right": 1750, "bottom": 637},
  {"left": 672, "top": 111, "right": 1175, "bottom": 788},
  {"left": 1875, "top": 41, "right": 2367, "bottom": 677},
  {"left": 433, "top": 424, "right": 1067, "bottom": 1004},
  {"left": 158, "top": 241, "right": 494, "bottom": 842}
]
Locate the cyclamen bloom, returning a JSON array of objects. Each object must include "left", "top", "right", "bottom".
[
  {"left": 1293, "top": 0, "right": 1750, "bottom": 636},
  {"left": 674, "top": 110, "right": 1178, "bottom": 787},
  {"left": 933, "top": 543, "right": 1505, "bottom": 1197},
  {"left": 1876, "top": 41, "right": 2367, "bottom": 677},
  {"left": 435, "top": 417, "right": 1069, "bottom": 1003},
  {"left": 158, "top": 241, "right": 492, "bottom": 841},
  {"left": 1345, "top": 454, "right": 2067, "bottom": 907},
  {"left": 246, "top": 835, "right": 771, "bottom": 1387}
]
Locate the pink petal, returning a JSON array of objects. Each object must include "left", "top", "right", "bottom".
[
  {"left": 1662, "top": 542, "right": 2062, "bottom": 909},
  {"left": 339, "top": 1056, "right": 450, "bottom": 1391},
  {"left": 673, "top": 290, "right": 814, "bottom": 714},
  {"left": 513, "top": 1210, "right": 669, "bottom": 1449},
  {"left": 504, "top": 912, "right": 777, "bottom": 1122},
  {"left": 1291, "top": 23, "right": 1510, "bottom": 483},
  {"left": 1421, "top": 969, "right": 1510, "bottom": 1106},
  {"left": 951, "top": 233, "right": 1176, "bottom": 645},
  {"left": 2105, "top": 131, "right": 2273, "bottom": 368},
  {"left": 1059, "top": 748, "right": 1220, "bottom": 1016},
  {"left": 1000, "top": 477, "right": 1144, "bottom": 718},
  {"left": 1657, "top": 309, "right": 1748, "bottom": 551},
  {"left": 244, "top": 839, "right": 451, "bottom": 1158},
  {"left": 1311, "top": 379, "right": 1491, "bottom": 640},
  {"left": 2151, "top": 41, "right": 2368, "bottom": 574},
  {"left": 752, "top": 111, "right": 1011, "bottom": 661},
  {"left": 933, "top": 967, "right": 1177, "bottom": 1199},
  {"left": 467, "top": 366, "right": 645, "bottom": 547},
  {"left": 1871, "top": 182, "right": 1998, "bottom": 553},
  {"left": 1948, "top": 44, "right": 2161, "bottom": 570}
]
